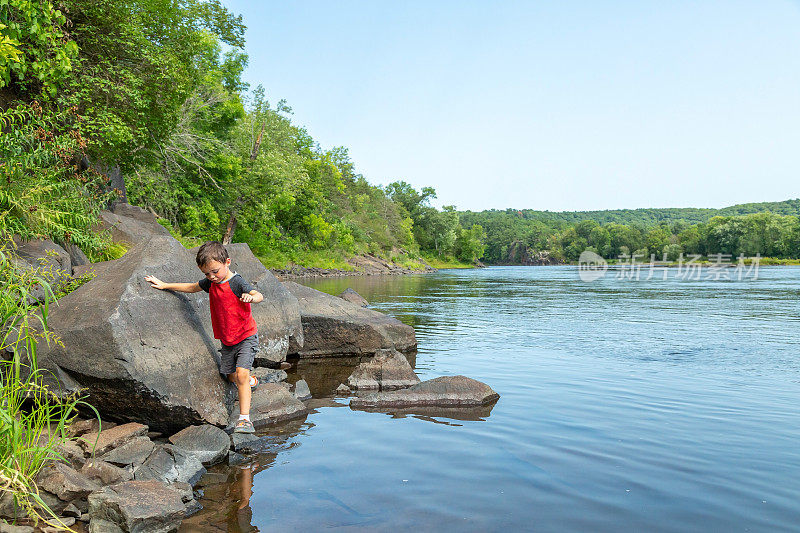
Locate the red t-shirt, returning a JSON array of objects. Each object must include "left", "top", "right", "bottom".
[{"left": 199, "top": 273, "right": 257, "bottom": 346}]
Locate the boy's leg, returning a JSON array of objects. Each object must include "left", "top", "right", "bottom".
[{"left": 232, "top": 367, "right": 252, "bottom": 416}]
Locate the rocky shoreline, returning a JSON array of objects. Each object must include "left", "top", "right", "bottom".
[
  {"left": 2, "top": 203, "right": 498, "bottom": 532},
  {"left": 270, "top": 253, "right": 436, "bottom": 280}
]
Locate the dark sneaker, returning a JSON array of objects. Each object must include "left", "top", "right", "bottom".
[{"left": 234, "top": 418, "right": 255, "bottom": 433}]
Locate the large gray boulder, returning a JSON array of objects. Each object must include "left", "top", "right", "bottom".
[
  {"left": 346, "top": 348, "right": 420, "bottom": 391},
  {"left": 98, "top": 204, "right": 170, "bottom": 245},
  {"left": 350, "top": 375, "right": 500, "bottom": 409},
  {"left": 31, "top": 235, "right": 229, "bottom": 432},
  {"left": 283, "top": 281, "right": 416, "bottom": 357},
  {"left": 87, "top": 480, "right": 186, "bottom": 533},
  {"left": 191, "top": 243, "right": 303, "bottom": 367}
]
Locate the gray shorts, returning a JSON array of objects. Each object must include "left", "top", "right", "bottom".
[{"left": 219, "top": 333, "right": 258, "bottom": 375}]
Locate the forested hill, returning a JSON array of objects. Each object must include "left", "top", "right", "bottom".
[{"left": 461, "top": 198, "right": 800, "bottom": 228}]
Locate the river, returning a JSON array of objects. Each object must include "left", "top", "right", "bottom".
[{"left": 181, "top": 265, "right": 800, "bottom": 532}]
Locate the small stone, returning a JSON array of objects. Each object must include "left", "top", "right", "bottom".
[
  {"left": 251, "top": 367, "right": 287, "bottom": 383},
  {"left": 79, "top": 422, "right": 148, "bottom": 456},
  {"left": 279, "top": 362, "right": 292, "bottom": 370},
  {"left": 36, "top": 462, "right": 101, "bottom": 502},
  {"left": 68, "top": 419, "right": 103, "bottom": 438},
  {"left": 147, "top": 431, "right": 163, "bottom": 440},
  {"left": 56, "top": 439, "right": 87, "bottom": 468},
  {"left": 350, "top": 375, "right": 500, "bottom": 409},
  {"left": 62, "top": 503, "right": 81, "bottom": 517},
  {"left": 293, "top": 379, "right": 312, "bottom": 401},
  {"left": 0, "top": 522, "right": 34, "bottom": 533},
  {"left": 81, "top": 459, "right": 133, "bottom": 485},
  {"left": 100, "top": 436, "right": 154, "bottom": 467},
  {"left": 228, "top": 452, "right": 248, "bottom": 466},
  {"left": 87, "top": 480, "right": 185, "bottom": 533},
  {"left": 168, "top": 425, "right": 230, "bottom": 465},
  {"left": 133, "top": 444, "right": 206, "bottom": 487},
  {"left": 335, "top": 383, "right": 351, "bottom": 395}
]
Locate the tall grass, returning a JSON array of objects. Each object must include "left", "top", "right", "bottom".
[{"left": 0, "top": 239, "right": 98, "bottom": 530}]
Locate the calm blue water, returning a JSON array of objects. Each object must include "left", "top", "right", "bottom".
[{"left": 182, "top": 266, "right": 800, "bottom": 532}]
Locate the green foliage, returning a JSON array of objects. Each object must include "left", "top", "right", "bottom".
[
  {"left": 0, "top": 1, "right": 76, "bottom": 96},
  {"left": 0, "top": 102, "right": 111, "bottom": 256},
  {"left": 0, "top": 239, "right": 100, "bottom": 528}
]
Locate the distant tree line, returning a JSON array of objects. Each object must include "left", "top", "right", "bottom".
[{"left": 460, "top": 208, "right": 800, "bottom": 263}]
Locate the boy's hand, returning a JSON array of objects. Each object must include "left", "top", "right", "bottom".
[
  {"left": 145, "top": 275, "right": 167, "bottom": 290},
  {"left": 240, "top": 290, "right": 263, "bottom": 303}
]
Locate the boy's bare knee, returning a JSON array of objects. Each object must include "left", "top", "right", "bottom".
[{"left": 234, "top": 367, "right": 250, "bottom": 384}]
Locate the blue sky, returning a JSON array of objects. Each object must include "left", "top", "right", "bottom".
[{"left": 223, "top": 1, "right": 800, "bottom": 212}]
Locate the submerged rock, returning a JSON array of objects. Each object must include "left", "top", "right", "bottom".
[
  {"left": 87, "top": 479, "right": 186, "bottom": 533},
  {"left": 293, "top": 379, "right": 312, "bottom": 401},
  {"left": 283, "top": 281, "right": 416, "bottom": 357},
  {"left": 337, "top": 288, "right": 369, "bottom": 307},
  {"left": 350, "top": 375, "right": 500, "bottom": 409},
  {"left": 346, "top": 348, "right": 420, "bottom": 391}
]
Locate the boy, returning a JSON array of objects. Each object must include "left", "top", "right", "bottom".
[{"left": 145, "top": 241, "right": 263, "bottom": 433}]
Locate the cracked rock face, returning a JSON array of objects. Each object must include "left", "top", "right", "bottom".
[
  {"left": 133, "top": 444, "right": 206, "bottom": 487},
  {"left": 168, "top": 425, "right": 230, "bottom": 466}
]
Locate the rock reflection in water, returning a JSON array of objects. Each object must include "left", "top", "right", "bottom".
[
  {"left": 179, "top": 418, "right": 308, "bottom": 533},
  {"left": 350, "top": 402, "right": 496, "bottom": 424}
]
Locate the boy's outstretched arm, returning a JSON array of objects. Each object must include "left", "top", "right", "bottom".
[
  {"left": 239, "top": 290, "right": 263, "bottom": 303},
  {"left": 145, "top": 275, "right": 202, "bottom": 293}
]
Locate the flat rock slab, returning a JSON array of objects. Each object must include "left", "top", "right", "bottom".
[
  {"left": 350, "top": 375, "right": 500, "bottom": 409},
  {"left": 337, "top": 288, "right": 368, "bottom": 307},
  {"left": 133, "top": 445, "right": 206, "bottom": 487},
  {"left": 100, "top": 436, "right": 155, "bottom": 467},
  {"left": 228, "top": 383, "right": 307, "bottom": 429},
  {"left": 230, "top": 433, "right": 259, "bottom": 453},
  {"left": 231, "top": 435, "right": 291, "bottom": 456},
  {"left": 168, "top": 425, "right": 230, "bottom": 465},
  {"left": 81, "top": 459, "right": 133, "bottom": 485},
  {"left": 37, "top": 462, "right": 101, "bottom": 502},
  {"left": 283, "top": 281, "right": 416, "bottom": 357},
  {"left": 88, "top": 479, "right": 185, "bottom": 533},
  {"left": 80, "top": 423, "right": 148, "bottom": 456},
  {"left": 346, "top": 348, "right": 420, "bottom": 391}
]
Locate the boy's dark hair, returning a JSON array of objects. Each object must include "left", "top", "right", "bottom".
[{"left": 196, "top": 241, "right": 228, "bottom": 267}]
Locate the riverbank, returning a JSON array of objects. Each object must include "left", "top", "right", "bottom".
[{"left": 270, "top": 253, "right": 437, "bottom": 280}]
